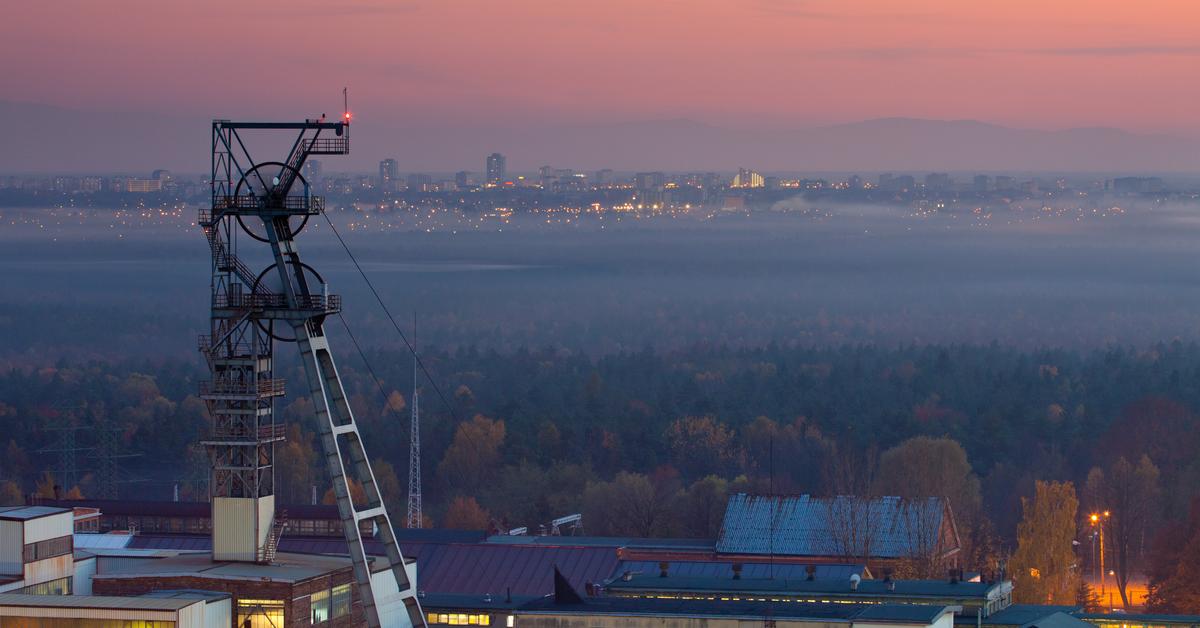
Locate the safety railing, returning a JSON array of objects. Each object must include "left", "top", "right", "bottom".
[
  {"left": 212, "top": 195, "right": 324, "bottom": 215},
  {"left": 213, "top": 293, "right": 341, "bottom": 313},
  {"left": 199, "top": 378, "right": 286, "bottom": 397}
]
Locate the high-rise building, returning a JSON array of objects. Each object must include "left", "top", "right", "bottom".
[
  {"left": 973, "top": 175, "right": 991, "bottom": 192},
  {"left": 407, "top": 173, "right": 433, "bottom": 192},
  {"left": 379, "top": 158, "right": 399, "bottom": 191},
  {"left": 731, "top": 168, "right": 764, "bottom": 188},
  {"left": 924, "top": 172, "right": 952, "bottom": 190},
  {"left": 634, "top": 172, "right": 665, "bottom": 191},
  {"left": 594, "top": 169, "right": 613, "bottom": 187},
  {"left": 455, "top": 170, "right": 471, "bottom": 188},
  {"left": 486, "top": 152, "right": 506, "bottom": 184}
]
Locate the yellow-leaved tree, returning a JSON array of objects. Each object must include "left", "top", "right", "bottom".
[{"left": 1010, "top": 480, "right": 1081, "bottom": 604}]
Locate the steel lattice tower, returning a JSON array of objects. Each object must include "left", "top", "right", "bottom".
[
  {"left": 406, "top": 316, "right": 422, "bottom": 529},
  {"left": 201, "top": 113, "right": 424, "bottom": 628}
]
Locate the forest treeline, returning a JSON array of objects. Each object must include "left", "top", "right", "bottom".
[{"left": 5, "top": 341, "right": 1200, "bottom": 608}]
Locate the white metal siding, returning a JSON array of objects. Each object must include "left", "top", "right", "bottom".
[
  {"left": 257, "top": 494, "right": 274, "bottom": 549},
  {"left": 176, "top": 601, "right": 205, "bottom": 628},
  {"left": 0, "top": 521, "right": 22, "bottom": 575},
  {"left": 213, "top": 497, "right": 258, "bottom": 561},
  {"left": 73, "top": 556, "right": 96, "bottom": 595},
  {"left": 205, "top": 599, "right": 232, "bottom": 628},
  {"left": 22, "top": 553, "right": 72, "bottom": 585},
  {"left": 23, "top": 513, "right": 72, "bottom": 544}
]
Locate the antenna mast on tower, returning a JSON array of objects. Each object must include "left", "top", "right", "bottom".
[{"left": 406, "top": 313, "right": 422, "bottom": 529}]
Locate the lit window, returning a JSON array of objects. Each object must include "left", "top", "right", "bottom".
[
  {"left": 312, "top": 589, "right": 330, "bottom": 623},
  {"left": 332, "top": 583, "right": 352, "bottom": 618},
  {"left": 506, "top": 616, "right": 515, "bottom": 628}
]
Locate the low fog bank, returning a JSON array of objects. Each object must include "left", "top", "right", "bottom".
[{"left": 4, "top": 200, "right": 1200, "bottom": 363}]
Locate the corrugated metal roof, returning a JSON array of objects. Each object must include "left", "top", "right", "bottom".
[
  {"left": 485, "top": 535, "right": 713, "bottom": 551},
  {"left": 74, "top": 534, "right": 134, "bottom": 550},
  {"left": 35, "top": 499, "right": 344, "bottom": 520},
  {"left": 717, "top": 494, "right": 949, "bottom": 558},
  {"left": 606, "top": 574, "right": 1004, "bottom": 599},
  {"left": 0, "top": 506, "right": 71, "bottom": 521},
  {"left": 519, "top": 595, "right": 953, "bottom": 623},
  {"left": 124, "top": 534, "right": 390, "bottom": 557},
  {"left": 612, "top": 560, "right": 864, "bottom": 581},
  {"left": 403, "top": 543, "right": 618, "bottom": 597},
  {"left": 0, "top": 593, "right": 199, "bottom": 611}
]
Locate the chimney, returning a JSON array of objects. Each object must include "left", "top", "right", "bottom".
[
  {"left": 806, "top": 564, "right": 817, "bottom": 581},
  {"left": 949, "top": 569, "right": 959, "bottom": 584},
  {"left": 506, "top": 587, "right": 512, "bottom": 603},
  {"left": 659, "top": 561, "right": 669, "bottom": 578},
  {"left": 732, "top": 563, "right": 743, "bottom": 580}
]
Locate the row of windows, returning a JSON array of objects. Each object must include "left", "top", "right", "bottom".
[
  {"left": 310, "top": 584, "right": 352, "bottom": 624},
  {"left": 17, "top": 577, "right": 71, "bottom": 596},
  {"left": 94, "top": 515, "right": 365, "bottom": 537},
  {"left": 23, "top": 536, "right": 72, "bottom": 562},
  {"left": 428, "top": 614, "right": 492, "bottom": 626}
]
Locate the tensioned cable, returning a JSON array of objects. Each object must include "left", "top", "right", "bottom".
[{"left": 322, "top": 212, "right": 464, "bottom": 425}]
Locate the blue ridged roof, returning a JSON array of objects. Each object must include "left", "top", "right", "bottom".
[
  {"left": 717, "top": 494, "right": 953, "bottom": 559},
  {"left": 401, "top": 542, "right": 619, "bottom": 597}
]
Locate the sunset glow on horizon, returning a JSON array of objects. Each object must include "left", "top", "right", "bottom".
[{"left": 3, "top": 0, "right": 1200, "bottom": 134}]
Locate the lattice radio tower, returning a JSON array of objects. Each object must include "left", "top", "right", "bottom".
[
  {"left": 406, "top": 314, "right": 422, "bottom": 529},
  {"left": 200, "top": 97, "right": 424, "bottom": 628}
]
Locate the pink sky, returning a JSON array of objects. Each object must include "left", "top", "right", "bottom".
[{"left": 3, "top": 0, "right": 1200, "bottom": 133}]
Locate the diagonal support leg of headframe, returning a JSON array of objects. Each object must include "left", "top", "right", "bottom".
[{"left": 294, "top": 328, "right": 426, "bottom": 628}]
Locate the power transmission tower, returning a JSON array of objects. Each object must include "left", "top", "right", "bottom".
[
  {"left": 37, "top": 402, "right": 90, "bottom": 491},
  {"left": 203, "top": 108, "right": 423, "bottom": 627},
  {"left": 91, "top": 413, "right": 142, "bottom": 500},
  {"left": 406, "top": 314, "right": 422, "bottom": 529}
]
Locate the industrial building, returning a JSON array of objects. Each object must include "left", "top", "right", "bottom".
[
  {"left": 0, "top": 506, "right": 91, "bottom": 596},
  {"left": 0, "top": 590, "right": 231, "bottom": 627},
  {"left": 717, "top": 494, "right": 961, "bottom": 571}
]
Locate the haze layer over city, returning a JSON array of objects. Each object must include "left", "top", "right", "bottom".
[{"left": 2, "top": 2, "right": 1200, "bottom": 627}]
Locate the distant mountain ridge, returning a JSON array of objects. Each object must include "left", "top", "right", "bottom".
[{"left": 3, "top": 101, "right": 1197, "bottom": 174}]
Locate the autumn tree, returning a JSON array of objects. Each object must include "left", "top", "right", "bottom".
[
  {"left": 664, "top": 416, "right": 737, "bottom": 479},
  {"left": 372, "top": 458, "right": 404, "bottom": 518},
  {"left": 1087, "top": 455, "right": 1160, "bottom": 608},
  {"left": 740, "top": 416, "right": 832, "bottom": 494},
  {"left": 822, "top": 440, "right": 880, "bottom": 562},
  {"left": 672, "top": 475, "right": 732, "bottom": 539},
  {"left": 437, "top": 415, "right": 505, "bottom": 494},
  {"left": 873, "top": 436, "right": 986, "bottom": 576},
  {"left": 0, "top": 481, "right": 21, "bottom": 506},
  {"left": 275, "top": 425, "right": 320, "bottom": 505},
  {"left": 1009, "top": 480, "right": 1081, "bottom": 605},
  {"left": 322, "top": 478, "right": 366, "bottom": 507},
  {"left": 1146, "top": 498, "right": 1200, "bottom": 613},
  {"left": 443, "top": 496, "right": 490, "bottom": 530},
  {"left": 582, "top": 472, "right": 670, "bottom": 537}
]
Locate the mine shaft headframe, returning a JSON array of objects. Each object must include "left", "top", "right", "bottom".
[{"left": 208, "top": 118, "right": 350, "bottom": 228}]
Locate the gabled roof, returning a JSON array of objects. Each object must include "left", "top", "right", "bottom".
[{"left": 717, "top": 493, "right": 956, "bottom": 559}]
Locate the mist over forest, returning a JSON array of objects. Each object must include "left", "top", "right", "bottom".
[{"left": 5, "top": 200, "right": 1200, "bottom": 574}]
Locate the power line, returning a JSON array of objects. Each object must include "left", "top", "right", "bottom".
[{"left": 321, "top": 212, "right": 463, "bottom": 426}]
